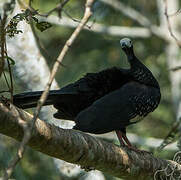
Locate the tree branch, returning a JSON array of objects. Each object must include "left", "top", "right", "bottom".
[
  {"left": 0, "top": 9, "right": 6, "bottom": 79},
  {"left": 42, "top": 0, "right": 71, "bottom": 17},
  {"left": 163, "top": 0, "right": 181, "bottom": 47},
  {"left": 44, "top": 15, "right": 151, "bottom": 38},
  {"left": 100, "top": 0, "right": 150, "bottom": 27},
  {"left": 100, "top": 132, "right": 178, "bottom": 151},
  {"left": 99, "top": 0, "right": 181, "bottom": 42},
  {"left": 0, "top": 101, "right": 181, "bottom": 180}
]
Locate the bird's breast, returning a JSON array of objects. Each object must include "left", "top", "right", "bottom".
[{"left": 124, "top": 81, "right": 161, "bottom": 117}]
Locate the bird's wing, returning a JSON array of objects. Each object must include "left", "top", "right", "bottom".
[
  {"left": 54, "top": 67, "right": 131, "bottom": 119},
  {"left": 73, "top": 81, "right": 159, "bottom": 134}
]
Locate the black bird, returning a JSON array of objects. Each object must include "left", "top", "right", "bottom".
[{"left": 13, "top": 38, "right": 161, "bottom": 149}]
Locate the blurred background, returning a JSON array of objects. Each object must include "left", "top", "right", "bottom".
[{"left": 1, "top": 0, "right": 181, "bottom": 179}]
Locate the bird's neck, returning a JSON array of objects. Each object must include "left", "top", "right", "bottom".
[
  {"left": 124, "top": 47, "right": 135, "bottom": 62},
  {"left": 130, "top": 56, "right": 160, "bottom": 89}
]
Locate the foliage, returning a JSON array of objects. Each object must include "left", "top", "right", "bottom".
[{"left": 6, "top": 9, "right": 52, "bottom": 37}]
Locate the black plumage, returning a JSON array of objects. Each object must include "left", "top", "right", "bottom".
[{"left": 13, "top": 38, "right": 161, "bottom": 148}]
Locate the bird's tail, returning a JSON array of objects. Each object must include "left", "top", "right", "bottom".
[{"left": 13, "top": 90, "right": 62, "bottom": 109}]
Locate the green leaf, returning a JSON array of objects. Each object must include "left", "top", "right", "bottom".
[
  {"left": 35, "top": 21, "right": 52, "bottom": 32},
  {"left": 32, "top": 16, "right": 39, "bottom": 23}
]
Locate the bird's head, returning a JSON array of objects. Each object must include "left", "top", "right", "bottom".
[
  {"left": 120, "top": 38, "right": 134, "bottom": 59},
  {"left": 120, "top": 38, "right": 132, "bottom": 49}
]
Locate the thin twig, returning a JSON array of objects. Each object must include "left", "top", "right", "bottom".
[
  {"left": 45, "top": 15, "right": 151, "bottom": 38},
  {"left": 3, "top": 110, "right": 31, "bottom": 179},
  {"left": 158, "top": 118, "right": 181, "bottom": 150},
  {"left": 168, "top": 9, "right": 181, "bottom": 17},
  {"left": 0, "top": 1, "right": 14, "bottom": 101},
  {"left": 46, "top": 0, "right": 71, "bottom": 17},
  {"left": 29, "top": 0, "right": 33, "bottom": 7},
  {"left": 5, "top": 44, "right": 14, "bottom": 101},
  {"left": 0, "top": 8, "right": 7, "bottom": 78},
  {"left": 164, "top": 0, "right": 181, "bottom": 47},
  {"left": 3, "top": 72, "right": 10, "bottom": 90},
  {"left": 169, "top": 66, "right": 181, "bottom": 72},
  {"left": 0, "top": 90, "right": 10, "bottom": 93},
  {"left": 63, "top": 9, "right": 92, "bottom": 29},
  {"left": 31, "top": 0, "right": 71, "bottom": 17},
  {"left": 100, "top": 0, "right": 151, "bottom": 27},
  {"left": 3, "top": 0, "right": 95, "bottom": 179},
  {"left": 30, "top": 22, "right": 67, "bottom": 68}
]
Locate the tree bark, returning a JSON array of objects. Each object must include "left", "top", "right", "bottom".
[{"left": 0, "top": 101, "right": 180, "bottom": 180}]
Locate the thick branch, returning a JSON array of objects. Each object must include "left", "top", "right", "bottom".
[{"left": 0, "top": 102, "right": 180, "bottom": 180}]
